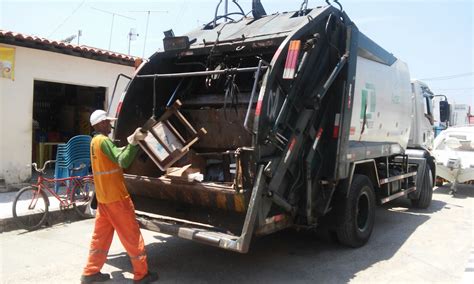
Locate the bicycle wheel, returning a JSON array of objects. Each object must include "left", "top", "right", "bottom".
[
  {"left": 12, "top": 186, "right": 49, "bottom": 231},
  {"left": 72, "top": 178, "right": 96, "bottom": 218}
]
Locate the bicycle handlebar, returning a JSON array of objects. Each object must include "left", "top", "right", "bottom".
[
  {"left": 29, "top": 160, "right": 87, "bottom": 174},
  {"left": 30, "top": 160, "right": 56, "bottom": 173}
]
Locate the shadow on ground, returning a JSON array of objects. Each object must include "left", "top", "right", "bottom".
[
  {"left": 434, "top": 183, "right": 474, "bottom": 199},
  {"left": 3, "top": 209, "right": 92, "bottom": 233},
  {"left": 105, "top": 196, "right": 447, "bottom": 283}
]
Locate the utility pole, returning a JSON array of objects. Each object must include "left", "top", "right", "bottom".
[
  {"left": 92, "top": 7, "right": 135, "bottom": 50},
  {"left": 224, "top": 0, "right": 228, "bottom": 21},
  {"left": 130, "top": 10, "right": 168, "bottom": 58}
]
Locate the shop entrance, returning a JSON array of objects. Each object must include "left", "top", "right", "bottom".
[{"left": 32, "top": 80, "right": 106, "bottom": 166}]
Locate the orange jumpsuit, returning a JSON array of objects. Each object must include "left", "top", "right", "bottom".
[{"left": 83, "top": 134, "right": 148, "bottom": 281}]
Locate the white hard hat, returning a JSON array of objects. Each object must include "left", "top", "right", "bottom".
[{"left": 90, "top": 110, "right": 117, "bottom": 126}]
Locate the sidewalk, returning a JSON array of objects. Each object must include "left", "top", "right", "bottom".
[{"left": 0, "top": 180, "right": 92, "bottom": 233}]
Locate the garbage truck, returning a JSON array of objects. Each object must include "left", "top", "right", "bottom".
[{"left": 111, "top": 0, "right": 436, "bottom": 253}]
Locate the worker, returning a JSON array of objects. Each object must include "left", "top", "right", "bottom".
[{"left": 81, "top": 110, "right": 158, "bottom": 284}]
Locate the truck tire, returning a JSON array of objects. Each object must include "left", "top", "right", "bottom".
[
  {"left": 335, "top": 174, "right": 376, "bottom": 248},
  {"left": 411, "top": 166, "right": 433, "bottom": 209}
]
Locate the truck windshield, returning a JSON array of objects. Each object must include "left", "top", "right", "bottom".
[
  {"left": 424, "top": 96, "right": 433, "bottom": 116},
  {"left": 421, "top": 87, "right": 434, "bottom": 125}
]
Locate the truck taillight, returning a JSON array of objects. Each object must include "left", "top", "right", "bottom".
[
  {"left": 116, "top": 102, "right": 123, "bottom": 116},
  {"left": 255, "top": 99, "right": 263, "bottom": 116},
  {"left": 283, "top": 40, "right": 301, "bottom": 80},
  {"left": 333, "top": 113, "right": 341, "bottom": 138}
]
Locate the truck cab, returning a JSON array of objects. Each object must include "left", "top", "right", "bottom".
[
  {"left": 409, "top": 80, "right": 451, "bottom": 149},
  {"left": 409, "top": 80, "right": 436, "bottom": 150}
]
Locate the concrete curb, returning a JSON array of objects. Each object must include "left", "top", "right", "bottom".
[
  {"left": 0, "top": 208, "right": 93, "bottom": 233},
  {"left": 0, "top": 183, "right": 30, "bottom": 193}
]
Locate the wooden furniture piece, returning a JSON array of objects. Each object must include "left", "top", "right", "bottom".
[{"left": 138, "top": 100, "right": 207, "bottom": 171}]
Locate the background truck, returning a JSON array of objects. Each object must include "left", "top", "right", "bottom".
[
  {"left": 111, "top": 0, "right": 437, "bottom": 253},
  {"left": 450, "top": 104, "right": 470, "bottom": 127}
]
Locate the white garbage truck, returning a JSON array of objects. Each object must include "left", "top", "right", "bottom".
[{"left": 111, "top": 1, "right": 437, "bottom": 252}]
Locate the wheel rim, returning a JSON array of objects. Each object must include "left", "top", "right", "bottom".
[
  {"left": 73, "top": 180, "right": 95, "bottom": 217},
  {"left": 74, "top": 184, "right": 93, "bottom": 207},
  {"left": 14, "top": 188, "right": 47, "bottom": 229},
  {"left": 356, "top": 190, "right": 370, "bottom": 231}
]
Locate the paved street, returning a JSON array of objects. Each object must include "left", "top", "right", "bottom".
[{"left": 1, "top": 184, "right": 473, "bottom": 284}]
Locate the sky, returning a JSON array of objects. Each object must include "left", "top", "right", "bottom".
[{"left": 1, "top": 0, "right": 473, "bottom": 108}]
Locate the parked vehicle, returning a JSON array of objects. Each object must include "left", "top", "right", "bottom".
[
  {"left": 111, "top": 1, "right": 436, "bottom": 253},
  {"left": 450, "top": 104, "right": 470, "bottom": 126},
  {"left": 433, "top": 126, "right": 474, "bottom": 193}
]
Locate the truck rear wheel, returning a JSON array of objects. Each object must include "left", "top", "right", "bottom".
[
  {"left": 411, "top": 166, "right": 433, "bottom": 209},
  {"left": 336, "top": 174, "right": 376, "bottom": 248}
]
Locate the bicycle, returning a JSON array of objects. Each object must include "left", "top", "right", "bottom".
[{"left": 12, "top": 160, "right": 95, "bottom": 231}]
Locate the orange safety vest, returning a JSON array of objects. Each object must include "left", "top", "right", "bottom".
[{"left": 90, "top": 134, "right": 130, "bottom": 203}]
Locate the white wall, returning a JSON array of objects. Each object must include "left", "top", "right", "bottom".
[
  {"left": 0, "top": 44, "right": 134, "bottom": 184},
  {"left": 0, "top": 69, "right": 4, "bottom": 182}
]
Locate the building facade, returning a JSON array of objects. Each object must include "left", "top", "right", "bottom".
[{"left": 0, "top": 30, "right": 136, "bottom": 186}]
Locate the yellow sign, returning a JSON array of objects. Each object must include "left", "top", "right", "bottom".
[{"left": 0, "top": 46, "right": 15, "bottom": 80}]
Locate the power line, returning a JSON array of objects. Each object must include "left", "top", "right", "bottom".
[
  {"left": 91, "top": 7, "right": 135, "bottom": 50},
  {"left": 432, "top": 87, "right": 474, "bottom": 91},
  {"left": 419, "top": 72, "right": 474, "bottom": 81},
  {"left": 173, "top": 0, "right": 188, "bottom": 27},
  {"left": 48, "top": 0, "right": 86, "bottom": 38},
  {"left": 129, "top": 10, "right": 168, "bottom": 57}
]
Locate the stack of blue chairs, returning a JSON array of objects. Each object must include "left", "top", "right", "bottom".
[{"left": 54, "top": 135, "right": 92, "bottom": 192}]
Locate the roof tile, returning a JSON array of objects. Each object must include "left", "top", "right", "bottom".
[{"left": 0, "top": 29, "right": 137, "bottom": 64}]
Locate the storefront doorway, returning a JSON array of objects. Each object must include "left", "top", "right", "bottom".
[{"left": 32, "top": 80, "right": 106, "bottom": 165}]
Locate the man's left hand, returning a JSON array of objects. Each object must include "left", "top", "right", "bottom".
[{"left": 127, "top": 128, "right": 148, "bottom": 145}]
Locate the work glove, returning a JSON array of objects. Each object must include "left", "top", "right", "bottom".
[{"left": 127, "top": 127, "right": 148, "bottom": 145}]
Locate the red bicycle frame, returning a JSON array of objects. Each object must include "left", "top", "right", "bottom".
[{"left": 31, "top": 174, "right": 94, "bottom": 208}]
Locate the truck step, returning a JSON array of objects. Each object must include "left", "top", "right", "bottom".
[
  {"left": 136, "top": 212, "right": 245, "bottom": 252},
  {"left": 379, "top": 171, "right": 417, "bottom": 185},
  {"left": 380, "top": 186, "right": 416, "bottom": 204}
]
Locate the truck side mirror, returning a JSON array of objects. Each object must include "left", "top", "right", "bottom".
[{"left": 439, "top": 101, "right": 450, "bottom": 123}]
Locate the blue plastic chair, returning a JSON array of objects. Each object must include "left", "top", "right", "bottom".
[{"left": 54, "top": 135, "right": 92, "bottom": 192}]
